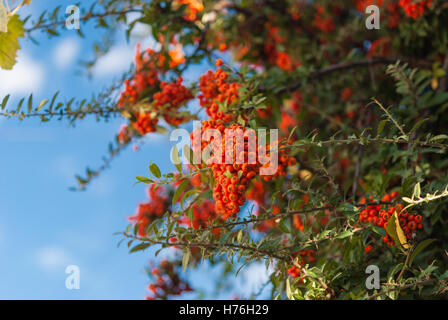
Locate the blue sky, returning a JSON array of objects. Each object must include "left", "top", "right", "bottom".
[{"left": 0, "top": 0, "right": 270, "bottom": 299}]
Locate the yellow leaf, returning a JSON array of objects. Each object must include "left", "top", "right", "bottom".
[
  {"left": 0, "top": 15, "right": 25, "bottom": 70},
  {"left": 299, "top": 169, "right": 312, "bottom": 181},
  {"left": 401, "top": 197, "right": 413, "bottom": 203},
  {"left": 0, "top": 2, "right": 7, "bottom": 33},
  {"left": 288, "top": 165, "right": 299, "bottom": 175},
  {"left": 431, "top": 78, "right": 438, "bottom": 90},
  {"left": 121, "top": 110, "right": 131, "bottom": 118},
  {"left": 394, "top": 211, "right": 410, "bottom": 250}
]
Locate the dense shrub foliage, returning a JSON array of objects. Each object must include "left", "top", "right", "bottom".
[{"left": 1, "top": 0, "right": 448, "bottom": 299}]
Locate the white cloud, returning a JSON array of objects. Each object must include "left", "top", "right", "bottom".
[
  {"left": 0, "top": 52, "right": 44, "bottom": 96},
  {"left": 52, "top": 38, "right": 81, "bottom": 69},
  {"left": 91, "top": 35, "right": 159, "bottom": 78},
  {"left": 122, "top": 12, "right": 153, "bottom": 39},
  {"left": 92, "top": 45, "right": 135, "bottom": 78},
  {"left": 35, "top": 246, "right": 72, "bottom": 272}
]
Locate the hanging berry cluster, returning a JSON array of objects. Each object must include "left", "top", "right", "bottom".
[
  {"left": 193, "top": 61, "right": 298, "bottom": 219},
  {"left": 198, "top": 64, "right": 240, "bottom": 121},
  {"left": 208, "top": 123, "right": 261, "bottom": 219},
  {"left": 358, "top": 192, "right": 423, "bottom": 247},
  {"left": 153, "top": 77, "right": 194, "bottom": 126}
]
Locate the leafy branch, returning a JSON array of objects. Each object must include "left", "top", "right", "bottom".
[
  {"left": 367, "top": 277, "right": 447, "bottom": 300},
  {"left": 402, "top": 183, "right": 448, "bottom": 211}
]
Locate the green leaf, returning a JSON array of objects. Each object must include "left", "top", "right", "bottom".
[
  {"left": 1, "top": 94, "right": 10, "bottom": 110},
  {"left": 155, "top": 125, "right": 169, "bottom": 134},
  {"left": 337, "top": 203, "right": 358, "bottom": 213},
  {"left": 286, "top": 278, "right": 292, "bottom": 300},
  {"left": 182, "top": 249, "right": 190, "bottom": 271},
  {"left": 335, "top": 230, "right": 353, "bottom": 239},
  {"left": 36, "top": 99, "right": 48, "bottom": 111},
  {"left": 413, "top": 182, "right": 421, "bottom": 199},
  {"left": 149, "top": 163, "right": 161, "bottom": 178},
  {"left": 183, "top": 144, "right": 197, "bottom": 165},
  {"left": 133, "top": 222, "right": 139, "bottom": 236},
  {"left": 278, "top": 218, "right": 290, "bottom": 234},
  {"left": 172, "top": 178, "right": 189, "bottom": 205},
  {"left": 27, "top": 94, "right": 33, "bottom": 113},
  {"left": 409, "top": 118, "right": 429, "bottom": 134},
  {"left": 371, "top": 225, "right": 386, "bottom": 237},
  {"left": 0, "top": 15, "right": 25, "bottom": 70},
  {"left": 136, "top": 176, "right": 152, "bottom": 184},
  {"left": 171, "top": 144, "right": 182, "bottom": 173},
  {"left": 409, "top": 239, "right": 436, "bottom": 267},
  {"left": 430, "top": 134, "right": 448, "bottom": 142},
  {"left": 237, "top": 229, "right": 243, "bottom": 243},
  {"left": 49, "top": 91, "right": 59, "bottom": 111},
  {"left": 288, "top": 125, "right": 298, "bottom": 142},
  {"left": 223, "top": 171, "right": 232, "bottom": 179},
  {"left": 377, "top": 119, "right": 388, "bottom": 136},
  {"left": 129, "top": 242, "right": 150, "bottom": 253}
]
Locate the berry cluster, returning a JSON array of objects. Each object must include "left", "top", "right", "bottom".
[
  {"left": 264, "top": 23, "right": 297, "bottom": 71},
  {"left": 368, "top": 37, "right": 391, "bottom": 57},
  {"left": 129, "top": 185, "right": 168, "bottom": 236},
  {"left": 313, "top": 5, "right": 335, "bottom": 34},
  {"left": 355, "top": 0, "right": 384, "bottom": 12},
  {"left": 193, "top": 62, "right": 297, "bottom": 219},
  {"left": 168, "top": 45, "right": 186, "bottom": 68},
  {"left": 399, "top": 0, "right": 432, "bottom": 19},
  {"left": 198, "top": 67, "right": 240, "bottom": 121},
  {"left": 145, "top": 259, "right": 193, "bottom": 300},
  {"left": 117, "top": 124, "right": 131, "bottom": 144},
  {"left": 118, "top": 45, "right": 162, "bottom": 108},
  {"left": 258, "top": 139, "right": 296, "bottom": 181},
  {"left": 117, "top": 46, "right": 194, "bottom": 140},
  {"left": 175, "top": 0, "right": 204, "bottom": 21},
  {"left": 209, "top": 123, "right": 260, "bottom": 219},
  {"left": 131, "top": 112, "right": 159, "bottom": 136},
  {"left": 279, "top": 112, "right": 297, "bottom": 136},
  {"left": 153, "top": 77, "right": 193, "bottom": 126},
  {"left": 287, "top": 249, "right": 317, "bottom": 281},
  {"left": 385, "top": 2, "right": 402, "bottom": 28},
  {"left": 340, "top": 88, "right": 353, "bottom": 102},
  {"left": 359, "top": 192, "right": 423, "bottom": 246}
]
